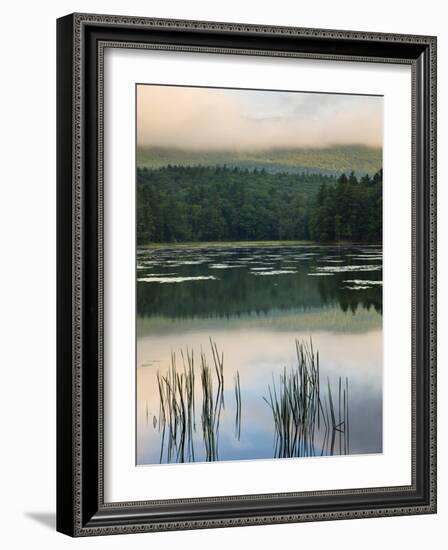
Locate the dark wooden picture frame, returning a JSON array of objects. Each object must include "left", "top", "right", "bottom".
[{"left": 57, "top": 13, "right": 437, "bottom": 537}]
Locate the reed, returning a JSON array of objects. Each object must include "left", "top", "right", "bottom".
[
  {"left": 156, "top": 350, "right": 197, "bottom": 463},
  {"left": 264, "top": 338, "right": 350, "bottom": 458},
  {"left": 234, "top": 371, "right": 242, "bottom": 440},
  {"left": 156, "top": 339, "right": 234, "bottom": 463},
  {"left": 154, "top": 337, "right": 348, "bottom": 463}
]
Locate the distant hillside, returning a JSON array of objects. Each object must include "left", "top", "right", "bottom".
[{"left": 137, "top": 145, "right": 382, "bottom": 176}]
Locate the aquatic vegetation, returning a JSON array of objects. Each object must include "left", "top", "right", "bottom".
[
  {"left": 263, "top": 339, "right": 350, "bottom": 458},
  {"left": 343, "top": 279, "right": 383, "bottom": 291},
  {"left": 234, "top": 372, "right": 242, "bottom": 441},
  {"left": 201, "top": 339, "right": 225, "bottom": 461},
  {"left": 138, "top": 275, "right": 218, "bottom": 283},
  {"left": 155, "top": 350, "right": 197, "bottom": 463},
  {"left": 156, "top": 340, "right": 234, "bottom": 463},
  {"left": 314, "top": 265, "right": 381, "bottom": 273},
  {"left": 343, "top": 279, "right": 382, "bottom": 286},
  {"left": 209, "top": 264, "right": 243, "bottom": 269},
  {"left": 136, "top": 244, "right": 383, "bottom": 318},
  {"left": 252, "top": 270, "right": 298, "bottom": 276},
  {"left": 154, "top": 338, "right": 350, "bottom": 463}
]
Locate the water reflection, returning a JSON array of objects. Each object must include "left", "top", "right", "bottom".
[
  {"left": 137, "top": 245, "right": 382, "bottom": 465},
  {"left": 137, "top": 244, "right": 382, "bottom": 318},
  {"left": 151, "top": 339, "right": 350, "bottom": 464}
]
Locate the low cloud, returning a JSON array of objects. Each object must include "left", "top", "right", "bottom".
[{"left": 137, "top": 85, "right": 383, "bottom": 150}]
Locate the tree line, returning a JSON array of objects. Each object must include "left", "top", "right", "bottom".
[
  {"left": 309, "top": 170, "right": 382, "bottom": 243},
  {"left": 137, "top": 165, "right": 382, "bottom": 244}
]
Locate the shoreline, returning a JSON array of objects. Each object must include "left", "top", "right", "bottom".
[{"left": 138, "top": 240, "right": 382, "bottom": 249}]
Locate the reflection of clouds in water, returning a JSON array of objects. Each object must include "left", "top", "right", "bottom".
[
  {"left": 137, "top": 327, "right": 382, "bottom": 463},
  {"left": 343, "top": 390, "right": 382, "bottom": 453},
  {"left": 136, "top": 245, "right": 383, "bottom": 464}
]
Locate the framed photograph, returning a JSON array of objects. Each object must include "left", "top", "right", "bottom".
[{"left": 56, "top": 13, "right": 437, "bottom": 536}]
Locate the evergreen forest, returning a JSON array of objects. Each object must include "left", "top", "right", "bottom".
[{"left": 136, "top": 165, "right": 382, "bottom": 244}]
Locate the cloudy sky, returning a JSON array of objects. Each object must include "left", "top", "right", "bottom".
[{"left": 137, "top": 85, "right": 383, "bottom": 150}]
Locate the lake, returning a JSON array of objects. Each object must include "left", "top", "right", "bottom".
[{"left": 136, "top": 243, "right": 383, "bottom": 465}]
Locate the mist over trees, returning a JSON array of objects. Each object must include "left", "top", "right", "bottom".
[{"left": 136, "top": 165, "right": 382, "bottom": 244}]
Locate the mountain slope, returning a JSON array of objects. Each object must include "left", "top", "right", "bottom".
[{"left": 137, "top": 145, "right": 382, "bottom": 176}]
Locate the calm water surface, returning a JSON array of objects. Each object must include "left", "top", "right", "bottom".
[{"left": 136, "top": 244, "right": 382, "bottom": 465}]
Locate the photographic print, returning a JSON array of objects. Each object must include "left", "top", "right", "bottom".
[{"left": 136, "top": 84, "right": 384, "bottom": 465}]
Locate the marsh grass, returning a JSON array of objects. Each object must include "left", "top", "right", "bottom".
[
  {"left": 263, "top": 339, "right": 350, "bottom": 458},
  {"left": 156, "top": 340, "right": 237, "bottom": 463},
  {"left": 200, "top": 346, "right": 223, "bottom": 461},
  {"left": 156, "top": 350, "right": 196, "bottom": 463},
  {"left": 155, "top": 338, "right": 349, "bottom": 463},
  {"left": 234, "top": 372, "right": 242, "bottom": 440}
]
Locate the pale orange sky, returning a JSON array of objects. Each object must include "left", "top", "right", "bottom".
[{"left": 137, "top": 85, "right": 383, "bottom": 150}]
